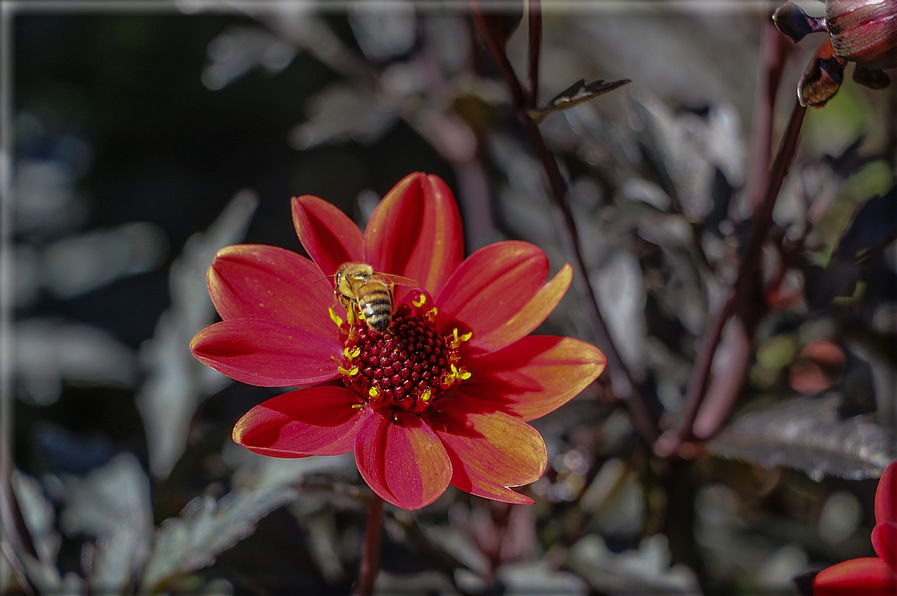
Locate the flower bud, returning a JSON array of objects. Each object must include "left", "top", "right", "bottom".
[
  {"left": 825, "top": 0, "right": 897, "bottom": 70},
  {"left": 773, "top": 0, "right": 896, "bottom": 106}
]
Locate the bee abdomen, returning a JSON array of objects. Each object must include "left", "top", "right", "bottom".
[{"left": 359, "top": 290, "right": 393, "bottom": 332}]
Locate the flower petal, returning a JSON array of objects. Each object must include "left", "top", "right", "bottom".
[
  {"left": 455, "top": 336, "right": 605, "bottom": 421},
  {"left": 876, "top": 462, "right": 897, "bottom": 526},
  {"left": 813, "top": 557, "right": 897, "bottom": 595},
  {"left": 208, "top": 244, "right": 340, "bottom": 342},
  {"left": 354, "top": 409, "right": 451, "bottom": 510},
  {"left": 233, "top": 386, "right": 367, "bottom": 457},
  {"left": 435, "top": 241, "right": 570, "bottom": 356},
  {"left": 364, "top": 173, "right": 463, "bottom": 295},
  {"left": 190, "top": 319, "right": 341, "bottom": 386},
  {"left": 292, "top": 195, "right": 364, "bottom": 276},
  {"left": 424, "top": 399, "right": 546, "bottom": 505},
  {"left": 873, "top": 522, "right": 897, "bottom": 568}
]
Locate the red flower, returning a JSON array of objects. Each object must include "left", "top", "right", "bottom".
[
  {"left": 190, "top": 173, "right": 606, "bottom": 510},
  {"left": 814, "top": 461, "right": 897, "bottom": 595}
]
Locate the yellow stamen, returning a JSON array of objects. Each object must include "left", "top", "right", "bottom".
[
  {"left": 368, "top": 386, "right": 381, "bottom": 399},
  {"left": 420, "top": 388, "right": 432, "bottom": 402},
  {"left": 351, "top": 403, "right": 364, "bottom": 410},
  {"left": 444, "top": 363, "right": 471, "bottom": 385},
  {"left": 338, "top": 365, "right": 359, "bottom": 376},
  {"left": 344, "top": 346, "right": 361, "bottom": 359},
  {"left": 425, "top": 307, "right": 437, "bottom": 323},
  {"left": 328, "top": 307, "right": 344, "bottom": 328},
  {"left": 413, "top": 293, "right": 427, "bottom": 308},
  {"left": 449, "top": 328, "right": 473, "bottom": 349}
]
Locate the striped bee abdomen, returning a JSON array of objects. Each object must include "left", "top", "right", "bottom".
[{"left": 358, "top": 285, "right": 394, "bottom": 332}]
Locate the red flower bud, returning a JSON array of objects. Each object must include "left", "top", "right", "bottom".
[
  {"left": 773, "top": 0, "right": 896, "bottom": 106},
  {"left": 825, "top": 0, "right": 897, "bottom": 70}
]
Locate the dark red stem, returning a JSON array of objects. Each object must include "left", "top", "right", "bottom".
[
  {"left": 746, "top": 10, "right": 791, "bottom": 214},
  {"left": 353, "top": 493, "right": 385, "bottom": 596},
  {"left": 526, "top": 0, "right": 541, "bottom": 108},
  {"left": 469, "top": 0, "right": 659, "bottom": 443},
  {"left": 656, "top": 98, "right": 807, "bottom": 456}
]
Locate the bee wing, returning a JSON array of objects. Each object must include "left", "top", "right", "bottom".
[{"left": 378, "top": 273, "right": 418, "bottom": 287}]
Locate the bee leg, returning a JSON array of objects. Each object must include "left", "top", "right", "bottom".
[{"left": 338, "top": 295, "right": 358, "bottom": 327}]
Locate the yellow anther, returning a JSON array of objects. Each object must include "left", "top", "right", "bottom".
[
  {"left": 338, "top": 365, "right": 359, "bottom": 376},
  {"left": 344, "top": 346, "right": 361, "bottom": 359},
  {"left": 425, "top": 307, "right": 437, "bottom": 323},
  {"left": 351, "top": 403, "right": 364, "bottom": 410},
  {"left": 329, "top": 307, "right": 344, "bottom": 328},
  {"left": 368, "top": 386, "right": 381, "bottom": 399},
  {"left": 445, "top": 363, "right": 471, "bottom": 384},
  {"left": 413, "top": 293, "right": 427, "bottom": 308},
  {"left": 420, "top": 389, "right": 432, "bottom": 402},
  {"left": 449, "top": 328, "right": 473, "bottom": 349}
]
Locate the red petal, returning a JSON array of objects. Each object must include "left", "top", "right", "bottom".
[
  {"left": 190, "top": 319, "right": 341, "bottom": 386},
  {"left": 873, "top": 523, "right": 897, "bottom": 568},
  {"left": 424, "top": 399, "right": 546, "bottom": 505},
  {"left": 364, "top": 173, "right": 463, "bottom": 296},
  {"left": 208, "top": 245, "right": 340, "bottom": 343},
  {"left": 292, "top": 195, "right": 364, "bottom": 276},
  {"left": 877, "top": 462, "right": 897, "bottom": 526},
  {"left": 813, "top": 558, "right": 897, "bottom": 595},
  {"left": 233, "top": 386, "right": 367, "bottom": 457},
  {"left": 354, "top": 409, "right": 451, "bottom": 510},
  {"left": 455, "top": 336, "right": 605, "bottom": 421},
  {"left": 435, "top": 242, "right": 570, "bottom": 356}
]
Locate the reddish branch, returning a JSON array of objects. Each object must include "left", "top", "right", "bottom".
[
  {"left": 469, "top": 0, "right": 660, "bottom": 443},
  {"left": 469, "top": 0, "right": 811, "bottom": 454},
  {"left": 656, "top": 99, "right": 808, "bottom": 456},
  {"left": 526, "top": 0, "right": 541, "bottom": 108},
  {"left": 354, "top": 493, "right": 385, "bottom": 596}
]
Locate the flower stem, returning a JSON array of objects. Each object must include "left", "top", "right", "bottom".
[
  {"left": 746, "top": 9, "right": 791, "bottom": 214},
  {"left": 656, "top": 97, "right": 807, "bottom": 456},
  {"left": 526, "top": 0, "right": 541, "bottom": 108},
  {"left": 353, "top": 492, "right": 385, "bottom": 596},
  {"left": 469, "top": 0, "right": 660, "bottom": 443}
]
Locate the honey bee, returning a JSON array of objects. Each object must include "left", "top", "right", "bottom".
[{"left": 334, "top": 262, "right": 417, "bottom": 333}]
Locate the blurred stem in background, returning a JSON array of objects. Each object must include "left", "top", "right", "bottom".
[{"left": 469, "top": 0, "right": 660, "bottom": 444}]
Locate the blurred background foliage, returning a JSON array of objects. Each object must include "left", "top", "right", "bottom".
[{"left": 5, "top": 1, "right": 896, "bottom": 595}]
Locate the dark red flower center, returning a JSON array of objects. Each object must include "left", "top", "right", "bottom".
[{"left": 336, "top": 300, "right": 470, "bottom": 415}]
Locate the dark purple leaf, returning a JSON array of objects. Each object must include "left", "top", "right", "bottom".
[
  {"left": 834, "top": 186, "right": 897, "bottom": 262},
  {"left": 707, "top": 395, "right": 895, "bottom": 481}
]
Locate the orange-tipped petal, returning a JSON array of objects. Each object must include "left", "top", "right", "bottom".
[
  {"left": 455, "top": 336, "right": 605, "bottom": 421},
  {"left": 208, "top": 245, "right": 339, "bottom": 343},
  {"left": 435, "top": 241, "right": 570, "bottom": 355},
  {"left": 364, "top": 173, "right": 464, "bottom": 296},
  {"left": 424, "top": 399, "right": 546, "bottom": 504},
  {"left": 354, "top": 409, "right": 452, "bottom": 510},
  {"left": 876, "top": 462, "right": 897, "bottom": 526},
  {"left": 292, "top": 195, "right": 364, "bottom": 276},
  {"left": 233, "top": 386, "right": 367, "bottom": 457},
  {"left": 190, "top": 319, "right": 341, "bottom": 387},
  {"left": 873, "top": 523, "right": 897, "bottom": 568},
  {"left": 813, "top": 557, "right": 897, "bottom": 595}
]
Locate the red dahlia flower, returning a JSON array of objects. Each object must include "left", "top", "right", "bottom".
[
  {"left": 814, "top": 461, "right": 897, "bottom": 595},
  {"left": 190, "top": 173, "right": 606, "bottom": 510}
]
